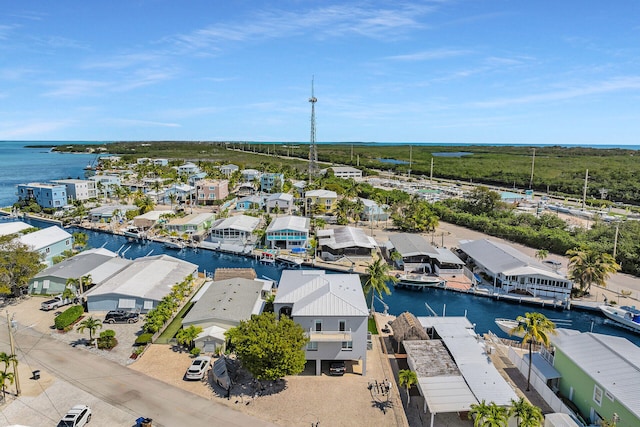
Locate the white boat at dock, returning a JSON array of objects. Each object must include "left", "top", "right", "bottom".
[
  {"left": 164, "top": 238, "right": 185, "bottom": 250},
  {"left": 395, "top": 273, "right": 444, "bottom": 290},
  {"left": 600, "top": 305, "right": 640, "bottom": 333},
  {"left": 495, "top": 317, "right": 573, "bottom": 338},
  {"left": 122, "top": 226, "right": 145, "bottom": 239},
  {"left": 259, "top": 250, "right": 277, "bottom": 264},
  {"left": 276, "top": 254, "right": 304, "bottom": 267}
]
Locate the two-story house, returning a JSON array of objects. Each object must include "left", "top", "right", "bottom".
[
  {"left": 265, "top": 193, "right": 294, "bottom": 214},
  {"left": 305, "top": 190, "right": 338, "bottom": 214},
  {"left": 195, "top": 179, "right": 229, "bottom": 205},
  {"left": 274, "top": 270, "right": 369, "bottom": 376},
  {"left": 17, "top": 183, "right": 67, "bottom": 209},
  {"left": 51, "top": 179, "right": 97, "bottom": 202},
  {"left": 260, "top": 173, "right": 284, "bottom": 193},
  {"left": 265, "top": 215, "right": 309, "bottom": 249}
]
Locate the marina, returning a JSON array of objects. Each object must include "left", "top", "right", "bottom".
[{"left": 599, "top": 304, "right": 640, "bottom": 333}]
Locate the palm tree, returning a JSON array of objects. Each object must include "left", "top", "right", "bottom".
[
  {"left": 168, "top": 193, "right": 178, "bottom": 210},
  {"left": 469, "top": 400, "right": 492, "bottom": 427},
  {"left": 511, "top": 312, "right": 556, "bottom": 391},
  {"left": 567, "top": 247, "right": 620, "bottom": 294},
  {"left": 0, "top": 352, "right": 17, "bottom": 374},
  {"left": 80, "top": 275, "right": 92, "bottom": 293},
  {"left": 176, "top": 325, "right": 203, "bottom": 351},
  {"left": 77, "top": 316, "right": 103, "bottom": 344},
  {"left": 398, "top": 369, "right": 418, "bottom": 404},
  {"left": 390, "top": 250, "right": 403, "bottom": 268},
  {"left": 61, "top": 286, "right": 76, "bottom": 302},
  {"left": 0, "top": 370, "right": 15, "bottom": 401},
  {"left": 364, "top": 257, "right": 398, "bottom": 315},
  {"left": 484, "top": 403, "right": 509, "bottom": 427},
  {"left": 518, "top": 404, "right": 544, "bottom": 427},
  {"left": 65, "top": 277, "right": 80, "bottom": 294},
  {"left": 534, "top": 249, "right": 548, "bottom": 262},
  {"left": 72, "top": 231, "right": 88, "bottom": 249}
]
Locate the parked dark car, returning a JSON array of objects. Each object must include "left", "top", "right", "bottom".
[
  {"left": 329, "top": 361, "right": 345, "bottom": 376},
  {"left": 104, "top": 310, "right": 139, "bottom": 324}
]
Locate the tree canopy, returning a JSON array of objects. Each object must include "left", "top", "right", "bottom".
[
  {"left": 0, "top": 235, "right": 43, "bottom": 296},
  {"left": 225, "top": 312, "right": 308, "bottom": 381}
]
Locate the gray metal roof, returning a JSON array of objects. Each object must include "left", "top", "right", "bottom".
[
  {"left": 85, "top": 255, "right": 198, "bottom": 302},
  {"left": 418, "top": 316, "right": 518, "bottom": 406},
  {"left": 33, "top": 249, "right": 127, "bottom": 283},
  {"left": 183, "top": 278, "right": 267, "bottom": 326},
  {"left": 0, "top": 221, "right": 31, "bottom": 237},
  {"left": 458, "top": 239, "right": 565, "bottom": 279},
  {"left": 388, "top": 233, "right": 437, "bottom": 257},
  {"left": 275, "top": 270, "right": 368, "bottom": 317},
  {"left": 433, "top": 247, "right": 465, "bottom": 266},
  {"left": 317, "top": 226, "right": 376, "bottom": 250},
  {"left": 551, "top": 330, "right": 640, "bottom": 418}
]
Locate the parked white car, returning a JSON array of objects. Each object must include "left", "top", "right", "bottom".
[
  {"left": 57, "top": 404, "right": 92, "bottom": 427},
  {"left": 185, "top": 356, "right": 211, "bottom": 380}
]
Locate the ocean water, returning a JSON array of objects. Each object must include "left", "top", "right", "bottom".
[{"left": 0, "top": 141, "right": 100, "bottom": 207}]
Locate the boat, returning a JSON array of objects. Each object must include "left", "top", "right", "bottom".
[
  {"left": 164, "top": 238, "right": 185, "bottom": 250},
  {"left": 395, "top": 273, "right": 444, "bottom": 290},
  {"left": 276, "top": 254, "right": 304, "bottom": 267},
  {"left": 259, "top": 250, "right": 277, "bottom": 264},
  {"left": 122, "top": 226, "right": 144, "bottom": 239},
  {"left": 600, "top": 305, "right": 640, "bottom": 333},
  {"left": 495, "top": 318, "right": 525, "bottom": 338}
]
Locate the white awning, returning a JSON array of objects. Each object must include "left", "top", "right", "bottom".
[{"left": 419, "top": 376, "right": 477, "bottom": 413}]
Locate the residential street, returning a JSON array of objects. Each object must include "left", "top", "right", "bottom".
[{"left": 1, "top": 312, "right": 277, "bottom": 427}]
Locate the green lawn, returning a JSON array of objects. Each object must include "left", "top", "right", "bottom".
[
  {"left": 368, "top": 317, "right": 378, "bottom": 335},
  {"left": 155, "top": 301, "right": 194, "bottom": 344}
]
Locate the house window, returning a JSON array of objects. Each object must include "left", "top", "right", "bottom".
[
  {"left": 307, "top": 342, "right": 318, "bottom": 351},
  {"left": 339, "top": 320, "right": 346, "bottom": 332},
  {"left": 118, "top": 298, "right": 136, "bottom": 309},
  {"left": 593, "top": 385, "right": 603, "bottom": 406},
  {"left": 43, "top": 280, "right": 50, "bottom": 289},
  {"left": 341, "top": 341, "right": 353, "bottom": 351},
  {"left": 66, "top": 239, "right": 70, "bottom": 246},
  {"left": 314, "top": 320, "right": 322, "bottom": 332},
  {"left": 143, "top": 300, "right": 154, "bottom": 310}
]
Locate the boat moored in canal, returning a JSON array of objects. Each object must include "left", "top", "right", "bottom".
[
  {"left": 395, "top": 273, "right": 445, "bottom": 290},
  {"left": 600, "top": 305, "right": 640, "bottom": 333}
]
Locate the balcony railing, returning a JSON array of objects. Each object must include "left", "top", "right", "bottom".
[{"left": 307, "top": 329, "right": 352, "bottom": 342}]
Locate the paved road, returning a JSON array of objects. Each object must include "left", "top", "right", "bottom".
[{"left": 9, "top": 324, "right": 277, "bottom": 427}]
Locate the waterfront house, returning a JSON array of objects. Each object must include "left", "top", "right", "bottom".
[
  {"left": 176, "top": 162, "right": 200, "bottom": 176},
  {"left": 183, "top": 277, "right": 271, "bottom": 353},
  {"left": 219, "top": 164, "right": 239, "bottom": 177},
  {"left": 88, "top": 175, "right": 121, "bottom": 197},
  {"left": 320, "top": 166, "right": 363, "bottom": 180},
  {"left": 235, "top": 195, "right": 265, "bottom": 211},
  {"left": 259, "top": 173, "right": 284, "bottom": 193},
  {"left": 388, "top": 233, "right": 465, "bottom": 275},
  {"left": 51, "top": 179, "right": 97, "bottom": 202},
  {"left": 540, "top": 330, "right": 640, "bottom": 427},
  {"left": 208, "top": 215, "right": 260, "bottom": 245},
  {"left": 136, "top": 158, "right": 168, "bottom": 166},
  {"left": 165, "top": 212, "right": 215, "bottom": 241},
  {"left": 359, "top": 198, "right": 389, "bottom": 222},
  {"left": 195, "top": 179, "right": 229, "bottom": 205},
  {"left": 188, "top": 172, "right": 208, "bottom": 186},
  {"left": 19, "top": 226, "right": 73, "bottom": 266},
  {"left": 88, "top": 204, "right": 137, "bottom": 223},
  {"left": 17, "top": 183, "right": 67, "bottom": 209},
  {"left": 240, "top": 169, "right": 261, "bottom": 182},
  {"left": 273, "top": 270, "right": 369, "bottom": 376},
  {"left": 458, "top": 239, "right": 572, "bottom": 300},
  {"left": 85, "top": 254, "right": 198, "bottom": 313},
  {"left": 165, "top": 183, "right": 195, "bottom": 204},
  {"left": 265, "top": 193, "right": 294, "bottom": 214},
  {"left": 133, "top": 210, "right": 173, "bottom": 230},
  {"left": 305, "top": 189, "right": 338, "bottom": 214},
  {"left": 291, "top": 180, "right": 306, "bottom": 197},
  {"left": 317, "top": 226, "right": 376, "bottom": 261},
  {"left": 29, "top": 248, "right": 130, "bottom": 295},
  {"left": 265, "top": 215, "right": 309, "bottom": 249}
]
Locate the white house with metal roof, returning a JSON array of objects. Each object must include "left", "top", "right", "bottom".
[
  {"left": 183, "top": 277, "right": 271, "bottom": 353},
  {"left": 320, "top": 166, "right": 363, "bottom": 179},
  {"left": 274, "top": 270, "right": 369, "bottom": 376},
  {"left": 18, "top": 225, "right": 73, "bottom": 266},
  {"left": 546, "top": 330, "right": 640, "bottom": 427},
  {"left": 0, "top": 221, "right": 32, "bottom": 237},
  {"left": 317, "top": 226, "right": 377, "bottom": 261},
  {"left": 265, "top": 193, "right": 294, "bottom": 214},
  {"left": 265, "top": 215, "right": 310, "bottom": 249},
  {"left": 84, "top": 254, "right": 198, "bottom": 312},
  {"left": 29, "top": 248, "right": 129, "bottom": 295},
  {"left": 458, "top": 239, "right": 572, "bottom": 300},
  {"left": 208, "top": 215, "right": 260, "bottom": 245}
]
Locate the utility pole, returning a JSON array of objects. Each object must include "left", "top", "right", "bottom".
[
  {"left": 6, "top": 310, "right": 20, "bottom": 396},
  {"left": 613, "top": 223, "right": 619, "bottom": 259},
  {"left": 308, "top": 76, "right": 319, "bottom": 178},
  {"left": 582, "top": 169, "right": 589, "bottom": 210},
  {"left": 529, "top": 148, "right": 535, "bottom": 189},
  {"left": 430, "top": 158, "right": 434, "bottom": 183}
]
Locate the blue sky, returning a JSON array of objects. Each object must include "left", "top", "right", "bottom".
[{"left": 2, "top": 1, "right": 640, "bottom": 144}]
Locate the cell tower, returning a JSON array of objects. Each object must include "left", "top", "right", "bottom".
[{"left": 308, "top": 76, "right": 319, "bottom": 178}]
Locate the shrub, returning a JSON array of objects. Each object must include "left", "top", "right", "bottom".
[
  {"left": 97, "top": 329, "right": 117, "bottom": 350},
  {"left": 54, "top": 305, "right": 84, "bottom": 330},
  {"left": 135, "top": 333, "right": 153, "bottom": 345},
  {"left": 190, "top": 347, "right": 201, "bottom": 357}
]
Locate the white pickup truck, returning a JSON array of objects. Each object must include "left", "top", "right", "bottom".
[{"left": 40, "top": 295, "right": 76, "bottom": 311}]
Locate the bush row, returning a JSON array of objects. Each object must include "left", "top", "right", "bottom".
[{"left": 54, "top": 305, "right": 84, "bottom": 330}]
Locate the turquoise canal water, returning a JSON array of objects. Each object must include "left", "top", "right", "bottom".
[{"left": 53, "top": 225, "right": 640, "bottom": 347}]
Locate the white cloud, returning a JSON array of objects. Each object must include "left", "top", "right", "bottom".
[
  {"left": 386, "top": 48, "right": 470, "bottom": 61},
  {"left": 472, "top": 76, "right": 640, "bottom": 108},
  {"left": 0, "top": 120, "right": 74, "bottom": 138},
  {"left": 43, "top": 79, "right": 110, "bottom": 97},
  {"left": 105, "top": 118, "right": 181, "bottom": 128}
]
